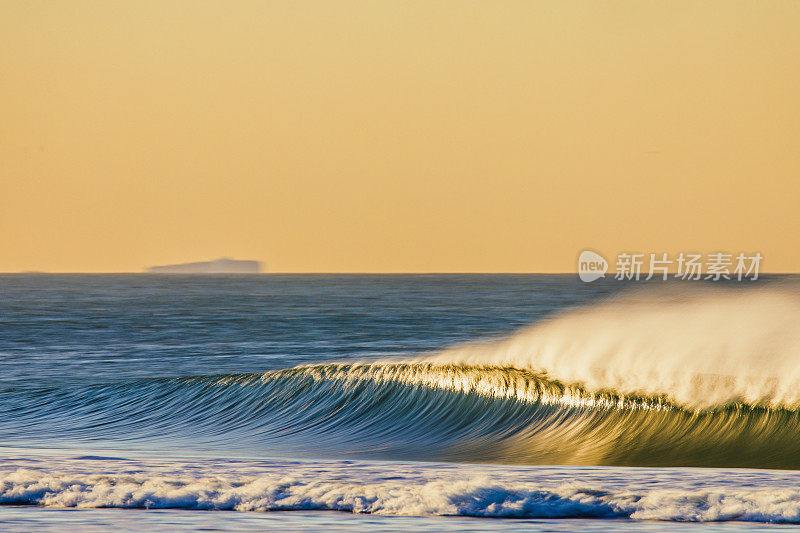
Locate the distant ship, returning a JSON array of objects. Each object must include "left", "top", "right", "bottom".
[{"left": 147, "top": 258, "right": 262, "bottom": 274}]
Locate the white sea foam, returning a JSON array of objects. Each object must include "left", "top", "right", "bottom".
[
  {"left": 4, "top": 457, "right": 800, "bottom": 522},
  {"left": 425, "top": 284, "right": 800, "bottom": 408}
]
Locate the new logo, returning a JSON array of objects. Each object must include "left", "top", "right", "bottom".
[{"left": 578, "top": 250, "right": 608, "bottom": 282}]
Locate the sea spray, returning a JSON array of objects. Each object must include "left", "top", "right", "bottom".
[{"left": 426, "top": 284, "right": 800, "bottom": 408}]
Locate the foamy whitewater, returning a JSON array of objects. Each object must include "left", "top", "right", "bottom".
[
  {"left": 6, "top": 454, "right": 800, "bottom": 523},
  {"left": 2, "top": 274, "right": 800, "bottom": 531}
]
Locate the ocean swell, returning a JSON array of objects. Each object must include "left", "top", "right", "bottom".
[{"left": 4, "top": 362, "right": 800, "bottom": 469}]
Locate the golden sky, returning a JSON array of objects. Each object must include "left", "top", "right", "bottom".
[{"left": 2, "top": 1, "right": 799, "bottom": 272}]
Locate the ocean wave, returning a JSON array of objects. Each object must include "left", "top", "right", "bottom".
[
  {"left": 4, "top": 362, "right": 800, "bottom": 468},
  {"left": 5, "top": 285, "right": 800, "bottom": 469}
]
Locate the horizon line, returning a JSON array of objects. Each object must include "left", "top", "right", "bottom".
[{"left": 2, "top": 271, "right": 799, "bottom": 276}]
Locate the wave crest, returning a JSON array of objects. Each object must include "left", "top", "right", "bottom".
[
  {"left": 5, "top": 362, "right": 800, "bottom": 468},
  {"left": 427, "top": 285, "right": 800, "bottom": 408}
]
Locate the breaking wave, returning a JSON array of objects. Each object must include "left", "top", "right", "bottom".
[
  {"left": 4, "top": 361, "right": 800, "bottom": 469},
  {"left": 4, "top": 284, "right": 800, "bottom": 472}
]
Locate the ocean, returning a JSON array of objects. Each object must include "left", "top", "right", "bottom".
[{"left": 3, "top": 274, "right": 800, "bottom": 531}]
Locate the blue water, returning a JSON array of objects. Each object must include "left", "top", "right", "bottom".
[
  {"left": 0, "top": 274, "right": 612, "bottom": 388},
  {"left": 2, "top": 274, "right": 800, "bottom": 531}
]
